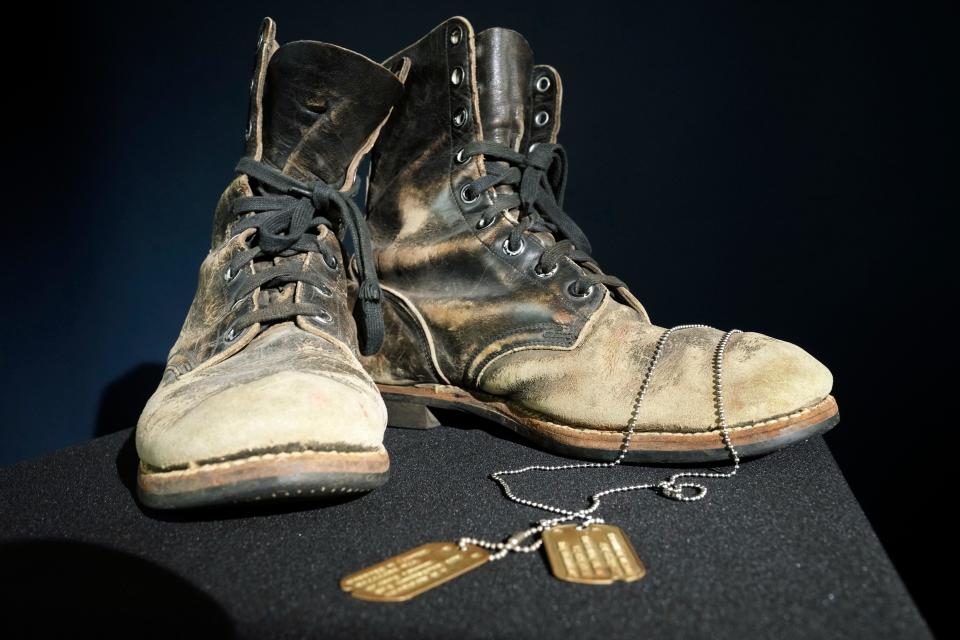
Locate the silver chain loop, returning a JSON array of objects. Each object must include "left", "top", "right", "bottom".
[{"left": 459, "top": 326, "right": 743, "bottom": 561}]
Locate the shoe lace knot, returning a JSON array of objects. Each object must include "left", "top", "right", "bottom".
[{"left": 222, "top": 157, "right": 383, "bottom": 355}]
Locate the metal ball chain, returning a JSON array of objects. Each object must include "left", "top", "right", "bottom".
[{"left": 459, "top": 326, "right": 743, "bottom": 561}]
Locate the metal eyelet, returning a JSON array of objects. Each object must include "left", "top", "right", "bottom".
[
  {"left": 460, "top": 184, "right": 480, "bottom": 204},
  {"left": 230, "top": 295, "right": 247, "bottom": 310},
  {"left": 452, "top": 108, "right": 468, "bottom": 128},
  {"left": 224, "top": 326, "right": 238, "bottom": 343},
  {"left": 455, "top": 148, "right": 469, "bottom": 164},
  {"left": 536, "top": 76, "right": 551, "bottom": 92},
  {"left": 224, "top": 267, "right": 237, "bottom": 282},
  {"left": 528, "top": 143, "right": 539, "bottom": 153},
  {"left": 476, "top": 215, "right": 495, "bottom": 229},
  {"left": 249, "top": 77, "right": 256, "bottom": 95},
  {"left": 313, "top": 284, "right": 333, "bottom": 298},
  {"left": 534, "top": 111, "right": 550, "bottom": 127},
  {"left": 244, "top": 121, "right": 252, "bottom": 140},
  {"left": 312, "top": 310, "right": 333, "bottom": 325},
  {"left": 449, "top": 26, "right": 462, "bottom": 45},
  {"left": 324, "top": 255, "right": 338, "bottom": 270},
  {"left": 502, "top": 237, "right": 526, "bottom": 256},
  {"left": 451, "top": 66, "right": 464, "bottom": 86},
  {"left": 534, "top": 263, "right": 559, "bottom": 278},
  {"left": 257, "top": 30, "right": 265, "bottom": 51},
  {"left": 567, "top": 282, "right": 595, "bottom": 298}
]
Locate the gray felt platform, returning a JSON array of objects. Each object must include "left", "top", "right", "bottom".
[{"left": 0, "top": 420, "right": 931, "bottom": 639}]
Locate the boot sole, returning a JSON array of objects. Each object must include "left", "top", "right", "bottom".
[
  {"left": 379, "top": 384, "right": 840, "bottom": 463},
  {"left": 137, "top": 447, "right": 390, "bottom": 510}
]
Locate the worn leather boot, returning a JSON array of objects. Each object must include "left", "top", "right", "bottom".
[
  {"left": 136, "top": 19, "right": 404, "bottom": 508},
  {"left": 363, "top": 17, "right": 838, "bottom": 463}
]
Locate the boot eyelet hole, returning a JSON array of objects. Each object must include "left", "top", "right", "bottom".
[
  {"left": 230, "top": 295, "right": 247, "bottom": 310},
  {"left": 528, "top": 143, "right": 539, "bottom": 153},
  {"left": 452, "top": 108, "right": 468, "bottom": 128},
  {"left": 244, "top": 121, "right": 253, "bottom": 139},
  {"left": 449, "top": 26, "right": 462, "bottom": 45},
  {"left": 313, "top": 284, "right": 333, "bottom": 298},
  {"left": 536, "top": 76, "right": 551, "bottom": 92},
  {"left": 534, "top": 263, "right": 559, "bottom": 278},
  {"left": 460, "top": 184, "right": 480, "bottom": 204},
  {"left": 224, "top": 326, "right": 238, "bottom": 343},
  {"left": 224, "top": 267, "right": 238, "bottom": 282},
  {"left": 451, "top": 66, "right": 464, "bottom": 86},
  {"left": 502, "top": 237, "right": 526, "bottom": 256},
  {"left": 324, "top": 255, "right": 338, "bottom": 270},
  {"left": 455, "top": 148, "right": 469, "bottom": 164},
  {"left": 476, "top": 215, "right": 495, "bottom": 229},
  {"left": 567, "top": 282, "right": 594, "bottom": 298},
  {"left": 534, "top": 111, "right": 550, "bottom": 127},
  {"left": 312, "top": 310, "right": 333, "bottom": 325}
]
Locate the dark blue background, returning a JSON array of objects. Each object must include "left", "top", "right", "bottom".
[{"left": 2, "top": 0, "right": 951, "bottom": 631}]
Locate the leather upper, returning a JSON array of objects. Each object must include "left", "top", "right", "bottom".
[{"left": 366, "top": 17, "right": 609, "bottom": 386}]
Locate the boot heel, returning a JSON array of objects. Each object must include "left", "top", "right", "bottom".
[{"left": 385, "top": 400, "right": 441, "bottom": 429}]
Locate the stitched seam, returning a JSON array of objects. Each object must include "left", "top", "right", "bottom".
[
  {"left": 382, "top": 289, "right": 445, "bottom": 383},
  {"left": 380, "top": 285, "right": 451, "bottom": 385},
  {"left": 142, "top": 448, "right": 384, "bottom": 478},
  {"left": 510, "top": 399, "right": 830, "bottom": 438},
  {"left": 472, "top": 293, "right": 612, "bottom": 386}
]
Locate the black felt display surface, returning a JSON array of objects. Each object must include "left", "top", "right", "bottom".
[{"left": 0, "top": 422, "right": 930, "bottom": 639}]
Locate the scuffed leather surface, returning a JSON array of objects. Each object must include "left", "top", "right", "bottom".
[
  {"left": 360, "top": 293, "right": 443, "bottom": 385},
  {"left": 479, "top": 296, "right": 833, "bottom": 433},
  {"left": 261, "top": 42, "right": 404, "bottom": 185},
  {"left": 138, "top": 323, "right": 386, "bottom": 468},
  {"left": 367, "top": 17, "right": 603, "bottom": 386},
  {"left": 164, "top": 227, "right": 260, "bottom": 379}
]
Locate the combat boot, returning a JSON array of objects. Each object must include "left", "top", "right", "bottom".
[
  {"left": 362, "top": 18, "right": 838, "bottom": 462},
  {"left": 136, "top": 18, "right": 404, "bottom": 508}
]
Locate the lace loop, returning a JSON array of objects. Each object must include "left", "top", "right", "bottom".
[{"left": 225, "top": 157, "right": 384, "bottom": 355}]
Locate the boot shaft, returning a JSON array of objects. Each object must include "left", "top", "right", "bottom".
[
  {"left": 365, "top": 17, "right": 632, "bottom": 386},
  {"left": 212, "top": 18, "right": 404, "bottom": 246},
  {"left": 171, "top": 19, "right": 404, "bottom": 375}
]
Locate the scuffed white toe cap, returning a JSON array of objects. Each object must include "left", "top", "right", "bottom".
[
  {"left": 136, "top": 370, "right": 387, "bottom": 469},
  {"left": 723, "top": 332, "right": 834, "bottom": 425}
]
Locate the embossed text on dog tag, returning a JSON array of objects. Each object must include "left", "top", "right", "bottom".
[
  {"left": 541, "top": 524, "right": 646, "bottom": 584},
  {"left": 341, "top": 542, "right": 490, "bottom": 602}
]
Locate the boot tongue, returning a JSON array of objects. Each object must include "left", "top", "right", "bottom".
[
  {"left": 475, "top": 28, "right": 534, "bottom": 151},
  {"left": 476, "top": 29, "right": 558, "bottom": 247},
  {"left": 261, "top": 41, "right": 402, "bottom": 187}
]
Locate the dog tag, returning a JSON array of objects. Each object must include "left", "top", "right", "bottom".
[
  {"left": 341, "top": 542, "right": 490, "bottom": 602},
  {"left": 541, "top": 524, "right": 646, "bottom": 584}
]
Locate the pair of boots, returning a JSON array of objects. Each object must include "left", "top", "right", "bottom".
[{"left": 136, "top": 17, "right": 838, "bottom": 509}]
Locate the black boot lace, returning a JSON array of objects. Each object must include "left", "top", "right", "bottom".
[
  {"left": 224, "top": 157, "right": 383, "bottom": 355},
  {"left": 457, "top": 141, "right": 626, "bottom": 296}
]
